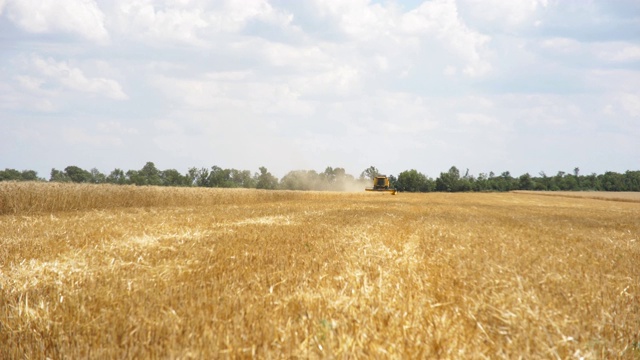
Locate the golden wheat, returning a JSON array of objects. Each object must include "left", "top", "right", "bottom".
[{"left": 1, "top": 183, "right": 639, "bottom": 358}]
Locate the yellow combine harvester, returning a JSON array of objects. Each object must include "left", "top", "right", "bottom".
[{"left": 365, "top": 175, "right": 397, "bottom": 195}]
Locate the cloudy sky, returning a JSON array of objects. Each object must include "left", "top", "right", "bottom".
[{"left": 1, "top": 0, "right": 639, "bottom": 179}]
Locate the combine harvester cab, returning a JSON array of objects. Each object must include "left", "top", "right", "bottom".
[{"left": 365, "top": 175, "right": 397, "bottom": 195}]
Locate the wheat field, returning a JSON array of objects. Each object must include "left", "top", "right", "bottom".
[{"left": 1, "top": 183, "right": 639, "bottom": 359}]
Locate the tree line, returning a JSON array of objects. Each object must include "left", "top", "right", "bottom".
[
  {"left": 394, "top": 167, "right": 640, "bottom": 192},
  {"left": 1, "top": 163, "right": 639, "bottom": 192}
]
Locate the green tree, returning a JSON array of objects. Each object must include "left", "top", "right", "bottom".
[
  {"left": 388, "top": 174, "right": 398, "bottom": 190},
  {"left": 501, "top": 171, "right": 516, "bottom": 191},
  {"left": 563, "top": 174, "right": 579, "bottom": 190},
  {"left": 194, "top": 168, "right": 210, "bottom": 187},
  {"left": 600, "top": 171, "right": 626, "bottom": 191},
  {"left": 107, "top": 169, "right": 127, "bottom": 184},
  {"left": 161, "top": 169, "right": 188, "bottom": 186},
  {"left": 0, "top": 168, "right": 22, "bottom": 181},
  {"left": 487, "top": 171, "right": 515, "bottom": 191},
  {"left": 580, "top": 173, "right": 598, "bottom": 190},
  {"left": 396, "top": 169, "right": 429, "bottom": 192},
  {"left": 89, "top": 168, "right": 106, "bottom": 184},
  {"left": 230, "top": 169, "right": 256, "bottom": 188},
  {"left": 551, "top": 171, "right": 566, "bottom": 190},
  {"left": 624, "top": 170, "right": 640, "bottom": 191},
  {"left": 518, "top": 173, "right": 534, "bottom": 190},
  {"left": 536, "top": 172, "right": 550, "bottom": 190},
  {"left": 208, "top": 166, "right": 232, "bottom": 188},
  {"left": 50, "top": 168, "right": 71, "bottom": 182},
  {"left": 126, "top": 170, "right": 145, "bottom": 185},
  {"left": 256, "top": 166, "right": 278, "bottom": 190},
  {"left": 140, "top": 162, "right": 162, "bottom": 186},
  {"left": 64, "top": 165, "right": 91, "bottom": 183},
  {"left": 474, "top": 173, "right": 490, "bottom": 191},
  {"left": 573, "top": 167, "right": 581, "bottom": 189},
  {"left": 186, "top": 167, "right": 199, "bottom": 187},
  {"left": 458, "top": 168, "right": 473, "bottom": 192},
  {"left": 21, "top": 170, "right": 40, "bottom": 181},
  {"left": 360, "top": 166, "right": 379, "bottom": 180},
  {"left": 436, "top": 166, "right": 461, "bottom": 192}
]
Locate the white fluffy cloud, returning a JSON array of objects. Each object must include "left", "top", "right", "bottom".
[
  {"left": 112, "top": 0, "right": 208, "bottom": 45},
  {"left": 30, "top": 56, "right": 127, "bottom": 100},
  {"left": 4, "top": 0, "right": 108, "bottom": 42},
  {"left": 458, "top": 0, "right": 548, "bottom": 28},
  {"left": 308, "top": 0, "right": 491, "bottom": 77},
  {"left": 108, "top": 0, "right": 293, "bottom": 45},
  {"left": 402, "top": 0, "right": 491, "bottom": 76}
]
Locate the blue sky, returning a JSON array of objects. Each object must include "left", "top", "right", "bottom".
[{"left": 1, "top": 0, "right": 638, "bottom": 179}]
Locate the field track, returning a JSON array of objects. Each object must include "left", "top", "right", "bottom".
[{"left": 1, "top": 183, "right": 639, "bottom": 358}]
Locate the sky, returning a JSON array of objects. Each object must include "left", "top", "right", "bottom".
[{"left": 1, "top": 0, "right": 639, "bottom": 180}]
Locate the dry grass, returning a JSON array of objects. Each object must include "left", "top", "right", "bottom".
[
  {"left": 513, "top": 190, "right": 640, "bottom": 203},
  {"left": 1, "top": 183, "right": 639, "bottom": 359}
]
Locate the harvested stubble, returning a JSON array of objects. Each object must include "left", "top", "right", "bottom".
[
  {"left": 1, "top": 183, "right": 639, "bottom": 358},
  {"left": 513, "top": 190, "right": 640, "bottom": 203}
]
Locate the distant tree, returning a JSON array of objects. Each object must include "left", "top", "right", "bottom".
[
  {"left": 518, "top": 173, "right": 534, "bottom": 190},
  {"left": 550, "top": 171, "right": 566, "bottom": 190},
  {"left": 485, "top": 171, "right": 514, "bottom": 191},
  {"left": 600, "top": 171, "right": 626, "bottom": 191},
  {"left": 186, "top": 167, "right": 199, "bottom": 187},
  {"left": 0, "top": 168, "right": 41, "bottom": 181},
  {"left": 396, "top": 169, "right": 429, "bottom": 192},
  {"left": 50, "top": 168, "right": 71, "bottom": 182},
  {"left": 230, "top": 169, "right": 256, "bottom": 188},
  {"left": 255, "top": 166, "right": 278, "bottom": 190},
  {"left": 161, "top": 169, "right": 188, "bottom": 187},
  {"left": 536, "top": 171, "right": 550, "bottom": 190},
  {"left": 64, "top": 166, "right": 91, "bottom": 183},
  {"left": 474, "top": 173, "right": 490, "bottom": 191},
  {"left": 501, "top": 171, "right": 516, "bottom": 191},
  {"left": 194, "top": 167, "right": 210, "bottom": 187},
  {"left": 360, "top": 166, "right": 379, "bottom": 180},
  {"left": 580, "top": 173, "right": 598, "bottom": 190},
  {"left": 388, "top": 174, "right": 398, "bottom": 190},
  {"left": 140, "top": 162, "right": 162, "bottom": 186},
  {"left": 0, "top": 168, "right": 22, "bottom": 181},
  {"left": 89, "top": 168, "right": 106, "bottom": 184},
  {"left": 329, "top": 167, "right": 354, "bottom": 191},
  {"left": 458, "top": 168, "right": 473, "bottom": 192},
  {"left": 107, "top": 168, "right": 127, "bottom": 184},
  {"left": 208, "top": 166, "right": 232, "bottom": 187},
  {"left": 22, "top": 170, "right": 40, "bottom": 181},
  {"left": 624, "top": 170, "right": 640, "bottom": 191},
  {"left": 126, "top": 170, "right": 144, "bottom": 185},
  {"left": 322, "top": 167, "right": 337, "bottom": 185},
  {"left": 333, "top": 168, "right": 347, "bottom": 179},
  {"left": 436, "top": 166, "right": 461, "bottom": 192},
  {"left": 563, "top": 174, "right": 579, "bottom": 190},
  {"left": 280, "top": 170, "right": 309, "bottom": 190}
]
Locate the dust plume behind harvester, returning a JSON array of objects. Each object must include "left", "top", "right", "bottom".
[{"left": 365, "top": 175, "right": 397, "bottom": 195}]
